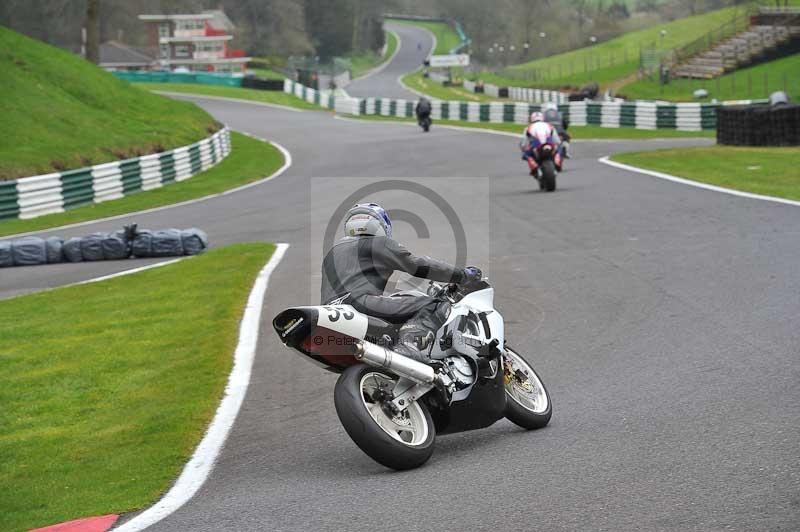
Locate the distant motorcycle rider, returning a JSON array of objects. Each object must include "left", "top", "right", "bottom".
[
  {"left": 542, "top": 102, "right": 571, "bottom": 158},
  {"left": 320, "top": 203, "right": 482, "bottom": 362},
  {"left": 521, "top": 111, "right": 561, "bottom": 174}
]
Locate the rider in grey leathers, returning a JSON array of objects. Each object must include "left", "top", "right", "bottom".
[{"left": 320, "top": 203, "right": 482, "bottom": 362}]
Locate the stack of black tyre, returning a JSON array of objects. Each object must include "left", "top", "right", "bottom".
[
  {"left": 0, "top": 224, "right": 208, "bottom": 268},
  {"left": 717, "top": 104, "right": 800, "bottom": 146}
]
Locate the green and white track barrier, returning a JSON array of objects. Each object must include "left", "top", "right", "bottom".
[
  {"left": 0, "top": 128, "right": 231, "bottom": 221},
  {"left": 284, "top": 80, "right": 752, "bottom": 131}
]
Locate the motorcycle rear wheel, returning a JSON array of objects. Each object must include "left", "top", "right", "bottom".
[
  {"left": 503, "top": 347, "right": 552, "bottom": 430},
  {"left": 334, "top": 364, "right": 436, "bottom": 470},
  {"left": 541, "top": 160, "right": 557, "bottom": 192}
]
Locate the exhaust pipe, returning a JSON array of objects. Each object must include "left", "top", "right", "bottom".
[{"left": 354, "top": 341, "right": 435, "bottom": 384}]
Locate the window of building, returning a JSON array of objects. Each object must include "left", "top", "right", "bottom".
[
  {"left": 196, "top": 42, "right": 223, "bottom": 54},
  {"left": 176, "top": 19, "right": 205, "bottom": 31},
  {"left": 159, "top": 23, "right": 169, "bottom": 38},
  {"left": 160, "top": 44, "right": 169, "bottom": 59},
  {"left": 175, "top": 44, "right": 190, "bottom": 58}
]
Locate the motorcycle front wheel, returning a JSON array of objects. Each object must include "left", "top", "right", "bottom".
[
  {"left": 334, "top": 364, "right": 436, "bottom": 470},
  {"left": 503, "top": 347, "right": 552, "bottom": 429}
]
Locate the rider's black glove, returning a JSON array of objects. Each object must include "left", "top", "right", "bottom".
[{"left": 462, "top": 266, "right": 483, "bottom": 284}]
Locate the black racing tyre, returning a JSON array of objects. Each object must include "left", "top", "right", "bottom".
[
  {"left": 503, "top": 347, "right": 552, "bottom": 430},
  {"left": 541, "top": 160, "right": 557, "bottom": 191},
  {"left": 334, "top": 364, "right": 436, "bottom": 470}
]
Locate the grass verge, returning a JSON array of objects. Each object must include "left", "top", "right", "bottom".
[
  {"left": 0, "top": 242, "right": 275, "bottom": 532},
  {"left": 137, "top": 83, "right": 324, "bottom": 110},
  {"left": 345, "top": 114, "right": 715, "bottom": 139},
  {"left": 0, "top": 27, "right": 217, "bottom": 180},
  {"left": 612, "top": 146, "right": 800, "bottom": 201},
  {"left": 349, "top": 31, "right": 399, "bottom": 79},
  {"left": 247, "top": 67, "right": 286, "bottom": 80},
  {"left": 0, "top": 132, "right": 284, "bottom": 238},
  {"left": 401, "top": 70, "right": 499, "bottom": 102}
]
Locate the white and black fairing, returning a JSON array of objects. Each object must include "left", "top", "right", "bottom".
[{"left": 273, "top": 305, "right": 399, "bottom": 372}]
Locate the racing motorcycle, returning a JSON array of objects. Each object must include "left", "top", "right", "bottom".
[
  {"left": 273, "top": 278, "right": 551, "bottom": 470},
  {"left": 521, "top": 129, "right": 563, "bottom": 192}
]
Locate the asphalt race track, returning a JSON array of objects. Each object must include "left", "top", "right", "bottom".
[
  {"left": 4, "top": 24, "right": 800, "bottom": 532},
  {"left": 345, "top": 22, "right": 432, "bottom": 100}
]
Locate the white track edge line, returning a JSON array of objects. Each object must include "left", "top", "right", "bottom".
[
  {"left": 73, "top": 258, "right": 187, "bottom": 285},
  {"left": 599, "top": 156, "right": 800, "bottom": 207},
  {"left": 153, "top": 90, "right": 304, "bottom": 112},
  {"left": 113, "top": 242, "right": 289, "bottom": 532},
  {"left": 2, "top": 135, "right": 292, "bottom": 240}
]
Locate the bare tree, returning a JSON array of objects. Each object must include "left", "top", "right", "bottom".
[{"left": 85, "top": 0, "right": 100, "bottom": 62}]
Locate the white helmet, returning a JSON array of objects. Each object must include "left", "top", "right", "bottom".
[
  {"left": 343, "top": 203, "right": 392, "bottom": 238},
  {"left": 529, "top": 111, "right": 544, "bottom": 123}
]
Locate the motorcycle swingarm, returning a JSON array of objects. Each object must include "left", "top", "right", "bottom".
[{"left": 390, "top": 377, "right": 434, "bottom": 413}]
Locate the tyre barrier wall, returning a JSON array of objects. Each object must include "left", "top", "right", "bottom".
[
  {"left": 0, "top": 128, "right": 231, "bottom": 221},
  {"left": 0, "top": 225, "right": 209, "bottom": 269},
  {"left": 242, "top": 77, "right": 285, "bottom": 91},
  {"left": 284, "top": 80, "right": 732, "bottom": 131},
  {"left": 717, "top": 104, "right": 800, "bottom": 146}
]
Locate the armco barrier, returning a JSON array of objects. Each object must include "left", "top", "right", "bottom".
[
  {"left": 0, "top": 128, "right": 231, "bottom": 221},
  {"left": 113, "top": 71, "right": 243, "bottom": 87}
]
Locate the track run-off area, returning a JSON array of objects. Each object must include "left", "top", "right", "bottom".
[{"left": 4, "top": 22, "right": 799, "bottom": 532}]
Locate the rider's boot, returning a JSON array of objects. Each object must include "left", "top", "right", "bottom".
[{"left": 394, "top": 301, "right": 451, "bottom": 363}]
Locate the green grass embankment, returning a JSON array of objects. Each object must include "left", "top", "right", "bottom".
[
  {"left": 0, "top": 27, "right": 217, "bottom": 180},
  {"left": 472, "top": 6, "right": 746, "bottom": 88},
  {"left": 619, "top": 53, "right": 800, "bottom": 102}
]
